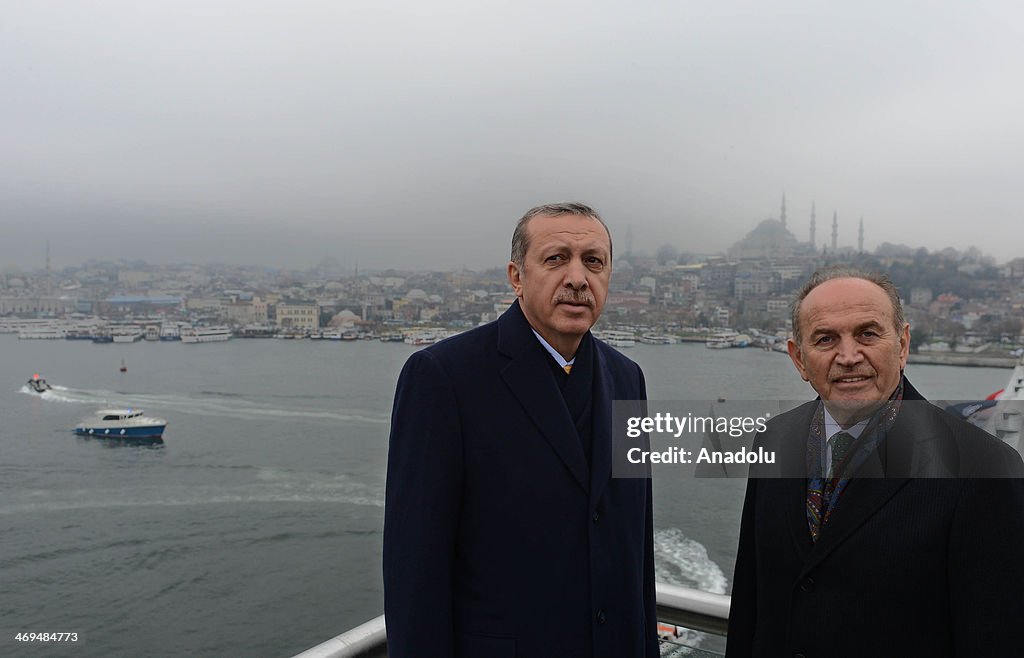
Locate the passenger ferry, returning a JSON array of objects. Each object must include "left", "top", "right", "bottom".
[
  {"left": 638, "top": 333, "right": 678, "bottom": 345},
  {"left": 403, "top": 331, "right": 437, "bottom": 346},
  {"left": 17, "top": 325, "right": 66, "bottom": 340},
  {"left": 160, "top": 323, "right": 183, "bottom": 341},
  {"left": 602, "top": 330, "right": 637, "bottom": 348},
  {"left": 705, "top": 330, "right": 745, "bottom": 349},
  {"left": 180, "top": 326, "right": 233, "bottom": 343},
  {"left": 112, "top": 326, "right": 145, "bottom": 343}
]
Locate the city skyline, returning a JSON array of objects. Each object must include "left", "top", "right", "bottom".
[{"left": 4, "top": 206, "right": 1017, "bottom": 275}]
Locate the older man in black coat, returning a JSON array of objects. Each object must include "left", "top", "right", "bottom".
[{"left": 727, "top": 267, "right": 1024, "bottom": 657}]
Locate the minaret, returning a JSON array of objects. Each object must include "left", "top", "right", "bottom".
[
  {"left": 809, "top": 202, "right": 816, "bottom": 249},
  {"left": 831, "top": 211, "right": 838, "bottom": 253},
  {"left": 45, "top": 240, "right": 52, "bottom": 297},
  {"left": 858, "top": 217, "right": 864, "bottom": 254},
  {"left": 780, "top": 194, "right": 787, "bottom": 230}
]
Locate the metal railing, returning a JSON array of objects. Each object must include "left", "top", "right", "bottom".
[{"left": 291, "top": 583, "right": 730, "bottom": 658}]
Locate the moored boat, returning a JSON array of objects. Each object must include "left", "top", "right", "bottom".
[
  {"left": 180, "top": 326, "right": 232, "bottom": 343},
  {"left": 160, "top": 323, "right": 182, "bottom": 341},
  {"left": 404, "top": 332, "right": 437, "bottom": 345},
  {"left": 18, "top": 326, "right": 66, "bottom": 340},
  {"left": 111, "top": 326, "right": 144, "bottom": 343},
  {"left": 705, "top": 330, "right": 739, "bottom": 349},
  {"left": 601, "top": 330, "right": 636, "bottom": 348}
]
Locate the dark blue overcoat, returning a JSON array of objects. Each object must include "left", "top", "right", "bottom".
[{"left": 384, "top": 301, "right": 658, "bottom": 658}]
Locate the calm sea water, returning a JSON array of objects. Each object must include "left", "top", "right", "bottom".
[{"left": 0, "top": 335, "right": 1011, "bottom": 657}]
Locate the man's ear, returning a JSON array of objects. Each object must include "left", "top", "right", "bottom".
[
  {"left": 898, "top": 323, "right": 910, "bottom": 369},
  {"left": 507, "top": 261, "right": 524, "bottom": 298},
  {"left": 787, "top": 338, "right": 810, "bottom": 382}
]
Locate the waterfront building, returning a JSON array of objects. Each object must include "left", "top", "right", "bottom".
[
  {"left": 276, "top": 300, "right": 319, "bottom": 331},
  {"left": 0, "top": 296, "right": 77, "bottom": 316},
  {"left": 225, "top": 297, "right": 268, "bottom": 325}
]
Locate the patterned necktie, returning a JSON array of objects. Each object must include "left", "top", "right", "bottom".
[
  {"left": 829, "top": 431, "right": 855, "bottom": 477},
  {"left": 806, "top": 379, "right": 906, "bottom": 542},
  {"left": 806, "top": 431, "right": 856, "bottom": 542},
  {"left": 563, "top": 364, "right": 572, "bottom": 374}
]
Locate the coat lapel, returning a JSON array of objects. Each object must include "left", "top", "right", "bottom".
[
  {"left": 588, "top": 342, "right": 613, "bottom": 508},
  {"left": 774, "top": 402, "right": 818, "bottom": 561},
  {"left": 760, "top": 399, "right": 899, "bottom": 564},
  {"left": 498, "top": 302, "right": 590, "bottom": 494},
  {"left": 800, "top": 477, "right": 909, "bottom": 574}
]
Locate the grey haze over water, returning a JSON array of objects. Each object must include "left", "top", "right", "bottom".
[{"left": 4, "top": 1, "right": 1023, "bottom": 270}]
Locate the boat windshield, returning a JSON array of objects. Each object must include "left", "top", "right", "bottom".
[{"left": 100, "top": 411, "right": 143, "bottom": 420}]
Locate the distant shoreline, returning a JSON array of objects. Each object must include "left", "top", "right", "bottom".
[{"left": 907, "top": 353, "right": 1017, "bottom": 368}]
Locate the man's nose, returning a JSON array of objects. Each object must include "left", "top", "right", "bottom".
[
  {"left": 834, "top": 336, "right": 864, "bottom": 365},
  {"left": 563, "top": 258, "right": 589, "bottom": 289}
]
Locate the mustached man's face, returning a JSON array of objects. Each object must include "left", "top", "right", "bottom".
[
  {"left": 507, "top": 213, "right": 611, "bottom": 359},
  {"left": 787, "top": 277, "right": 910, "bottom": 424}
]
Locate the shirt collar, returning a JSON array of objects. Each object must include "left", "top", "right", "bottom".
[
  {"left": 531, "top": 329, "right": 575, "bottom": 369},
  {"left": 822, "top": 405, "right": 869, "bottom": 441}
]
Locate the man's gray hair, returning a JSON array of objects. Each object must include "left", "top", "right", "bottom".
[
  {"left": 791, "top": 265, "right": 907, "bottom": 346},
  {"left": 510, "top": 202, "right": 612, "bottom": 266}
]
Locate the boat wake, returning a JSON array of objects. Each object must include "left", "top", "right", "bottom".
[
  {"left": 654, "top": 527, "right": 728, "bottom": 656},
  {"left": 18, "top": 385, "right": 389, "bottom": 425},
  {"left": 0, "top": 471, "right": 385, "bottom": 516},
  {"left": 17, "top": 384, "right": 70, "bottom": 399},
  {"left": 654, "top": 527, "right": 728, "bottom": 593}
]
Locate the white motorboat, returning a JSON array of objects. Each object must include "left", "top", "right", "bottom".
[{"left": 73, "top": 409, "right": 168, "bottom": 440}]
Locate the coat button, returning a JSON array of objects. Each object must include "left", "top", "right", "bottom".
[
  {"left": 596, "top": 610, "right": 607, "bottom": 625},
  {"left": 592, "top": 511, "right": 600, "bottom": 522},
  {"left": 799, "top": 578, "right": 815, "bottom": 592}
]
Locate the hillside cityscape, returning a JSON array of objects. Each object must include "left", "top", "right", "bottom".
[{"left": 4, "top": 210, "right": 1024, "bottom": 366}]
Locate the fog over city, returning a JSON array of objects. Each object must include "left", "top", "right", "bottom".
[{"left": 4, "top": 1, "right": 1022, "bottom": 271}]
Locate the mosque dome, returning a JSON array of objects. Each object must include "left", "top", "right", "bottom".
[
  {"left": 728, "top": 219, "right": 799, "bottom": 260},
  {"left": 405, "top": 289, "right": 428, "bottom": 301}
]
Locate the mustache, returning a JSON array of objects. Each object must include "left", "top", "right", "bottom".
[
  {"left": 554, "top": 290, "right": 594, "bottom": 306},
  {"left": 829, "top": 368, "right": 875, "bottom": 380}
]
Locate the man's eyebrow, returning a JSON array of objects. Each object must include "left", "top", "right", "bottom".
[
  {"left": 809, "top": 320, "right": 885, "bottom": 336},
  {"left": 540, "top": 239, "right": 607, "bottom": 254},
  {"left": 854, "top": 320, "right": 886, "bottom": 332}
]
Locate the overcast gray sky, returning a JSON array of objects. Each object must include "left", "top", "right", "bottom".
[{"left": 4, "top": 1, "right": 1022, "bottom": 271}]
